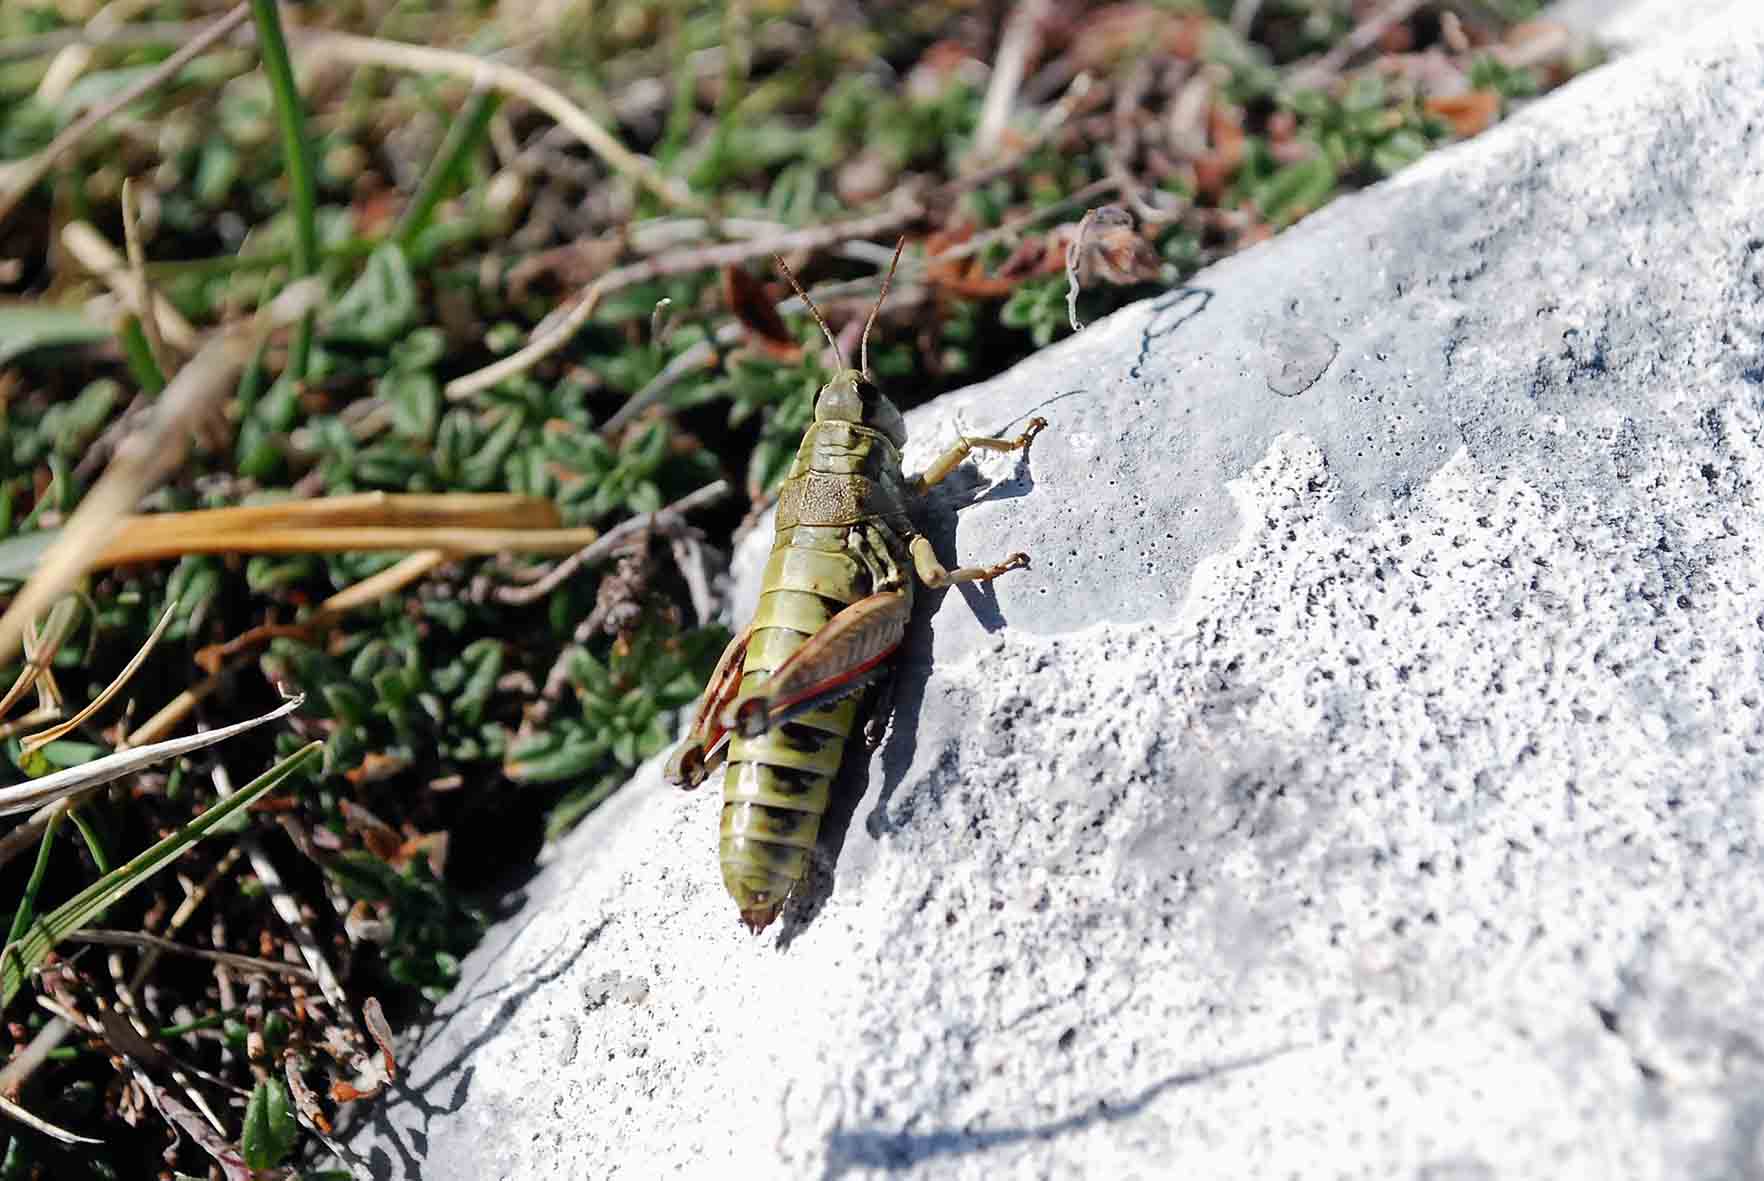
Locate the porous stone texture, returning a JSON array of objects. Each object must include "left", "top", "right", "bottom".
[{"left": 346, "top": 10, "right": 1764, "bottom": 1181}]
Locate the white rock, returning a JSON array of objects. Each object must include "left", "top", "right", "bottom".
[{"left": 345, "top": 10, "right": 1764, "bottom": 1180}]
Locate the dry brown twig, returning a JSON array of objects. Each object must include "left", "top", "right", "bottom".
[
  {"left": 446, "top": 201, "right": 924, "bottom": 401},
  {"left": 495, "top": 480, "right": 728, "bottom": 607},
  {"left": 67, "top": 930, "right": 318, "bottom": 982}
]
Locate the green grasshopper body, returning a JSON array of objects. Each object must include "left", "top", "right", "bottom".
[{"left": 665, "top": 250, "right": 1045, "bottom": 933}]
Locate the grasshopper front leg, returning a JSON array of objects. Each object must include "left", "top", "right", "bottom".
[
  {"left": 911, "top": 416, "right": 1047, "bottom": 494},
  {"left": 909, "top": 535, "right": 1030, "bottom": 588}
]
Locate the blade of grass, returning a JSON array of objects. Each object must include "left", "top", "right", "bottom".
[
  {"left": 395, "top": 86, "right": 501, "bottom": 248},
  {"left": 249, "top": 0, "right": 320, "bottom": 381},
  {"left": 0, "top": 492, "right": 566, "bottom": 580},
  {"left": 0, "top": 1090, "right": 101, "bottom": 1146},
  {"left": 5, "top": 808, "right": 65, "bottom": 950},
  {"left": 65, "top": 931, "right": 317, "bottom": 981},
  {"left": 0, "top": 695, "right": 304, "bottom": 818},
  {"left": 0, "top": 739, "right": 322, "bottom": 1009},
  {"left": 90, "top": 523, "right": 604, "bottom": 566},
  {"left": 118, "top": 317, "right": 169, "bottom": 393},
  {"left": 68, "top": 805, "right": 111, "bottom": 873}
]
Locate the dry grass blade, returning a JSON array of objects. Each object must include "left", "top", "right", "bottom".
[
  {"left": 67, "top": 930, "right": 317, "bottom": 981},
  {"left": 0, "top": 694, "right": 303, "bottom": 818},
  {"left": 93, "top": 523, "right": 603, "bottom": 566},
  {"left": 0, "top": 1090, "right": 101, "bottom": 1146},
  {"left": 0, "top": 597, "right": 81, "bottom": 723},
  {"left": 122, "top": 182, "right": 174, "bottom": 372},
  {"left": 0, "top": 278, "right": 321, "bottom": 670},
  {"left": 132, "top": 491, "right": 560, "bottom": 532},
  {"left": 0, "top": 493, "right": 564, "bottom": 579},
  {"left": 20, "top": 596, "right": 179, "bottom": 755},
  {"left": 63, "top": 219, "right": 197, "bottom": 353},
  {"left": 973, "top": 0, "right": 1052, "bottom": 160}
]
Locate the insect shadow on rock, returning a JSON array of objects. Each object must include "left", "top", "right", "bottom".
[
  {"left": 667, "top": 239, "right": 1049, "bottom": 937},
  {"left": 353, "top": 917, "right": 610, "bottom": 1181}
]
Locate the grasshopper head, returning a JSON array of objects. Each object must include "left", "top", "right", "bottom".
[{"left": 815, "top": 368, "right": 907, "bottom": 448}]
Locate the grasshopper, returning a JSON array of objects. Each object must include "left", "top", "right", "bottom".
[{"left": 665, "top": 241, "right": 1047, "bottom": 933}]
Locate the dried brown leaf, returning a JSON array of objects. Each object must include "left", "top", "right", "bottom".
[{"left": 339, "top": 800, "right": 402, "bottom": 863}]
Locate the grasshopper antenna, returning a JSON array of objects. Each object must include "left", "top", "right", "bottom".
[
  {"left": 773, "top": 254, "right": 846, "bottom": 370},
  {"left": 861, "top": 236, "right": 906, "bottom": 381}
]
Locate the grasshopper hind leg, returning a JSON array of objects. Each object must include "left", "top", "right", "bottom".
[{"left": 719, "top": 590, "right": 911, "bottom": 738}]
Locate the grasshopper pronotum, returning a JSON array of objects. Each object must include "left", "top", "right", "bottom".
[{"left": 664, "top": 241, "right": 1047, "bottom": 933}]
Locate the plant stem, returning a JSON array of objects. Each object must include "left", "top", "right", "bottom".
[
  {"left": 395, "top": 88, "right": 501, "bottom": 249},
  {"left": 249, "top": 0, "right": 320, "bottom": 380}
]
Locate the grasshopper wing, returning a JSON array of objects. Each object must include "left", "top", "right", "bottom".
[
  {"left": 665, "top": 622, "right": 752, "bottom": 789},
  {"left": 721, "top": 590, "right": 910, "bottom": 738}
]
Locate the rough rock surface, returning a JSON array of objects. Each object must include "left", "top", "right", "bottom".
[
  {"left": 1548, "top": 0, "right": 1749, "bottom": 47},
  {"left": 346, "top": 11, "right": 1764, "bottom": 1181}
]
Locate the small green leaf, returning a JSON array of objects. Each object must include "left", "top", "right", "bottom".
[
  {"left": 384, "top": 370, "right": 441, "bottom": 442},
  {"left": 241, "top": 1078, "right": 298, "bottom": 1169},
  {"left": 325, "top": 243, "right": 417, "bottom": 345},
  {"left": 1255, "top": 156, "right": 1337, "bottom": 228}
]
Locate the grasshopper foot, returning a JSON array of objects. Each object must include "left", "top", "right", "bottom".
[{"left": 664, "top": 745, "right": 705, "bottom": 789}]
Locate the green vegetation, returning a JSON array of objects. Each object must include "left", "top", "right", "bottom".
[{"left": 0, "top": 0, "right": 1591, "bottom": 1172}]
